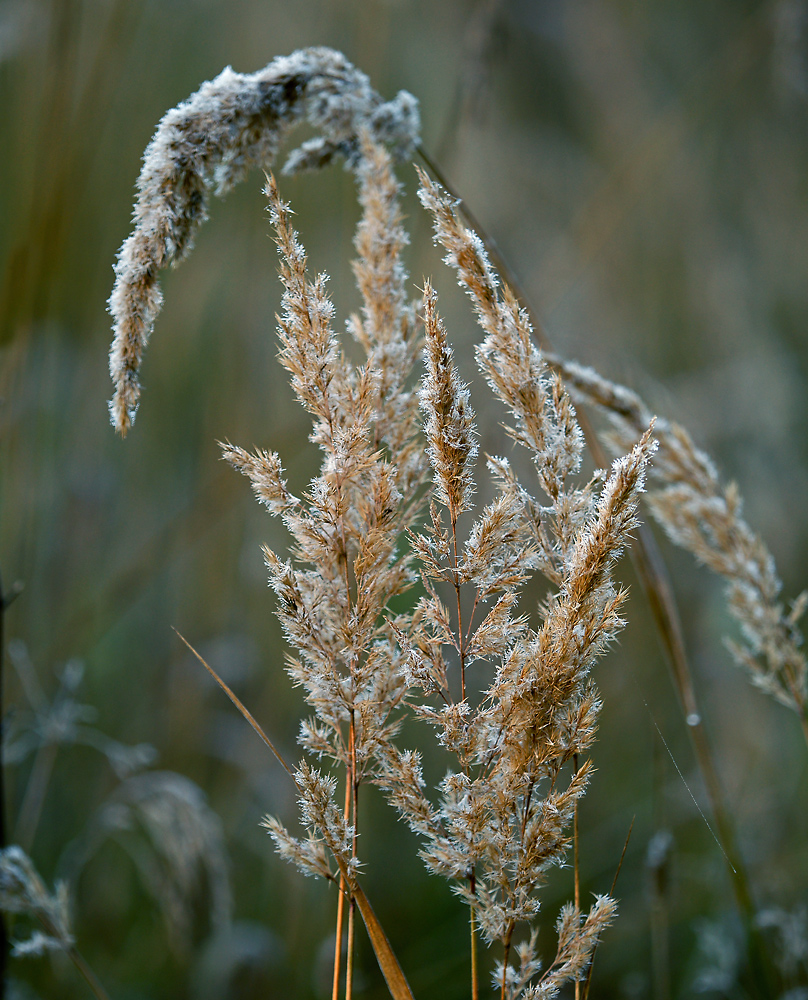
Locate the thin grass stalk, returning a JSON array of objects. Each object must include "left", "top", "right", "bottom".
[
  {"left": 500, "top": 920, "right": 515, "bottom": 1000},
  {"left": 346, "top": 896, "right": 356, "bottom": 1000},
  {"left": 331, "top": 887, "right": 346, "bottom": 1000},
  {"left": 573, "top": 753, "right": 581, "bottom": 1000},
  {"left": 452, "top": 517, "right": 467, "bottom": 703},
  {"left": 65, "top": 944, "right": 112, "bottom": 1000},
  {"left": 650, "top": 882, "right": 670, "bottom": 1000},
  {"left": 14, "top": 742, "right": 58, "bottom": 854},
  {"left": 470, "top": 898, "right": 479, "bottom": 1000},
  {"left": 581, "top": 817, "right": 633, "bottom": 1000},
  {"left": 346, "top": 714, "right": 359, "bottom": 1000},
  {"left": 332, "top": 778, "right": 351, "bottom": 1000}
]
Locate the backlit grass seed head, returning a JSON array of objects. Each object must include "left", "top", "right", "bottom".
[
  {"left": 91, "top": 771, "right": 232, "bottom": 955},
  {"left": 108, "top": 47, "right": 419, "bottom": 435},
  {"left": 381, "top": 177, "right": 655, "bottom": 997}
]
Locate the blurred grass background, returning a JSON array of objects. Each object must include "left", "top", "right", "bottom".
[{"left": 1, "top": 0, "right": 807, "bottom": 997}]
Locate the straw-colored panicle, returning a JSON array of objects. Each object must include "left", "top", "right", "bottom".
[
  {"left": 554, "top": 357, "right": 808, "bottom": 731},
  {"left": 516, "top": 897, "right": 618, "bottom": 1000},
  {"left": 375, "top": 171, "right": 657, "bottom": 999},
  {"left": 417, "top": 170, "right": 598, "bottom": 582},
  {"left": 349, "top": 136, "right": 425, "bottom": 500},
  {"left": 262, "top": 763, "right": 357, "bottom": 882},
  {"left": 108, "top": 47, "right": 419, "bottom": 436},
  {"left": 221, "top": 146, "right": 423, "bottom": 894},
  {"left": 419, "top": 281, "right": 478, "bottom": 524}
]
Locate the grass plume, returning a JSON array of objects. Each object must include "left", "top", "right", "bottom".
[{"left": 98, "top": 47, "right": 808, "bottom": 1000}]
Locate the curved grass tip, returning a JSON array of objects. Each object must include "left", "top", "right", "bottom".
[{"left": 107, "top": 47, "right": 419, "bottom": 435}]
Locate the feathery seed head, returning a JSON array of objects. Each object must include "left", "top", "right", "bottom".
[
  {"left": 419, "top": 281, "right": 478, "bottom": 522},
  {"left": 108, "top": 48, "right": 419, "bottom": 435}
]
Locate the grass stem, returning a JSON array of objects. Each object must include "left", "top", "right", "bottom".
[
  {"left": 573, "top": 754, "right": 581, "bottom": 1000},
  {"left": 469, "top": 874, "right": 479, "bottom": 1000},
  {"left": 332, "top": 776, "right": 351, "bottom": 1000}
]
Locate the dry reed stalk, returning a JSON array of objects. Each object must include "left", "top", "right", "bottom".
[
  {"left": 223, "top": 145, "right": 424, "bottom": 998},
  {"left": 370, "top": 172, "right": 657, "bottom": 999}
]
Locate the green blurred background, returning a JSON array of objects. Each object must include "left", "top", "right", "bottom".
[{"left": 2, "top": 0, "right": 807, "bottom": 997}]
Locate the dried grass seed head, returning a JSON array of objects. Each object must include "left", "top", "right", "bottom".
[{"left": 108, "top": 47, "right": 419, "bottom": 435}]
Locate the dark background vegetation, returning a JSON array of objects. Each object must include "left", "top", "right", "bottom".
[{"left": 2, "top": 0, "right": 808, "bottom": 997}]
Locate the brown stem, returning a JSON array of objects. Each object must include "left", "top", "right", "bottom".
[
  {"left": 573, "top": 754, "right": 581, "bottom": 1000},
  {"left": 346, "top": 897, "right": 356, "bottom": 1000},
  {"left": 345, "top": 713, "right": 359, "bottom": 1000},
  {"left": 332, "top": 773, "right": 352, "bottom": 1000},
  {"left": 500, "top": 919, "right": 515, "bottom": 1000},
  {"left": 450, "top": 514, "right": 466, "bottom": 702},
  {"left": 178, "top": 634, "right": 415, "bottom": 999},
  {"left": 469, "top": 870, "right": 479, "bottom": 1000}
]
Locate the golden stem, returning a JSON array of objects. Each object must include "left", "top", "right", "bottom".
[
  {"left": 332, "top": 773, "right": 352, "bottom": 1000},
  {"left": 470, "top": 874, "right": 479, "bottom": 1000},
  {"left": 573, "top": 753, "right": 581, "bottom": 1000},
  {"left": 345, "top": 713, "right": 359, "bottom": 1000}
]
